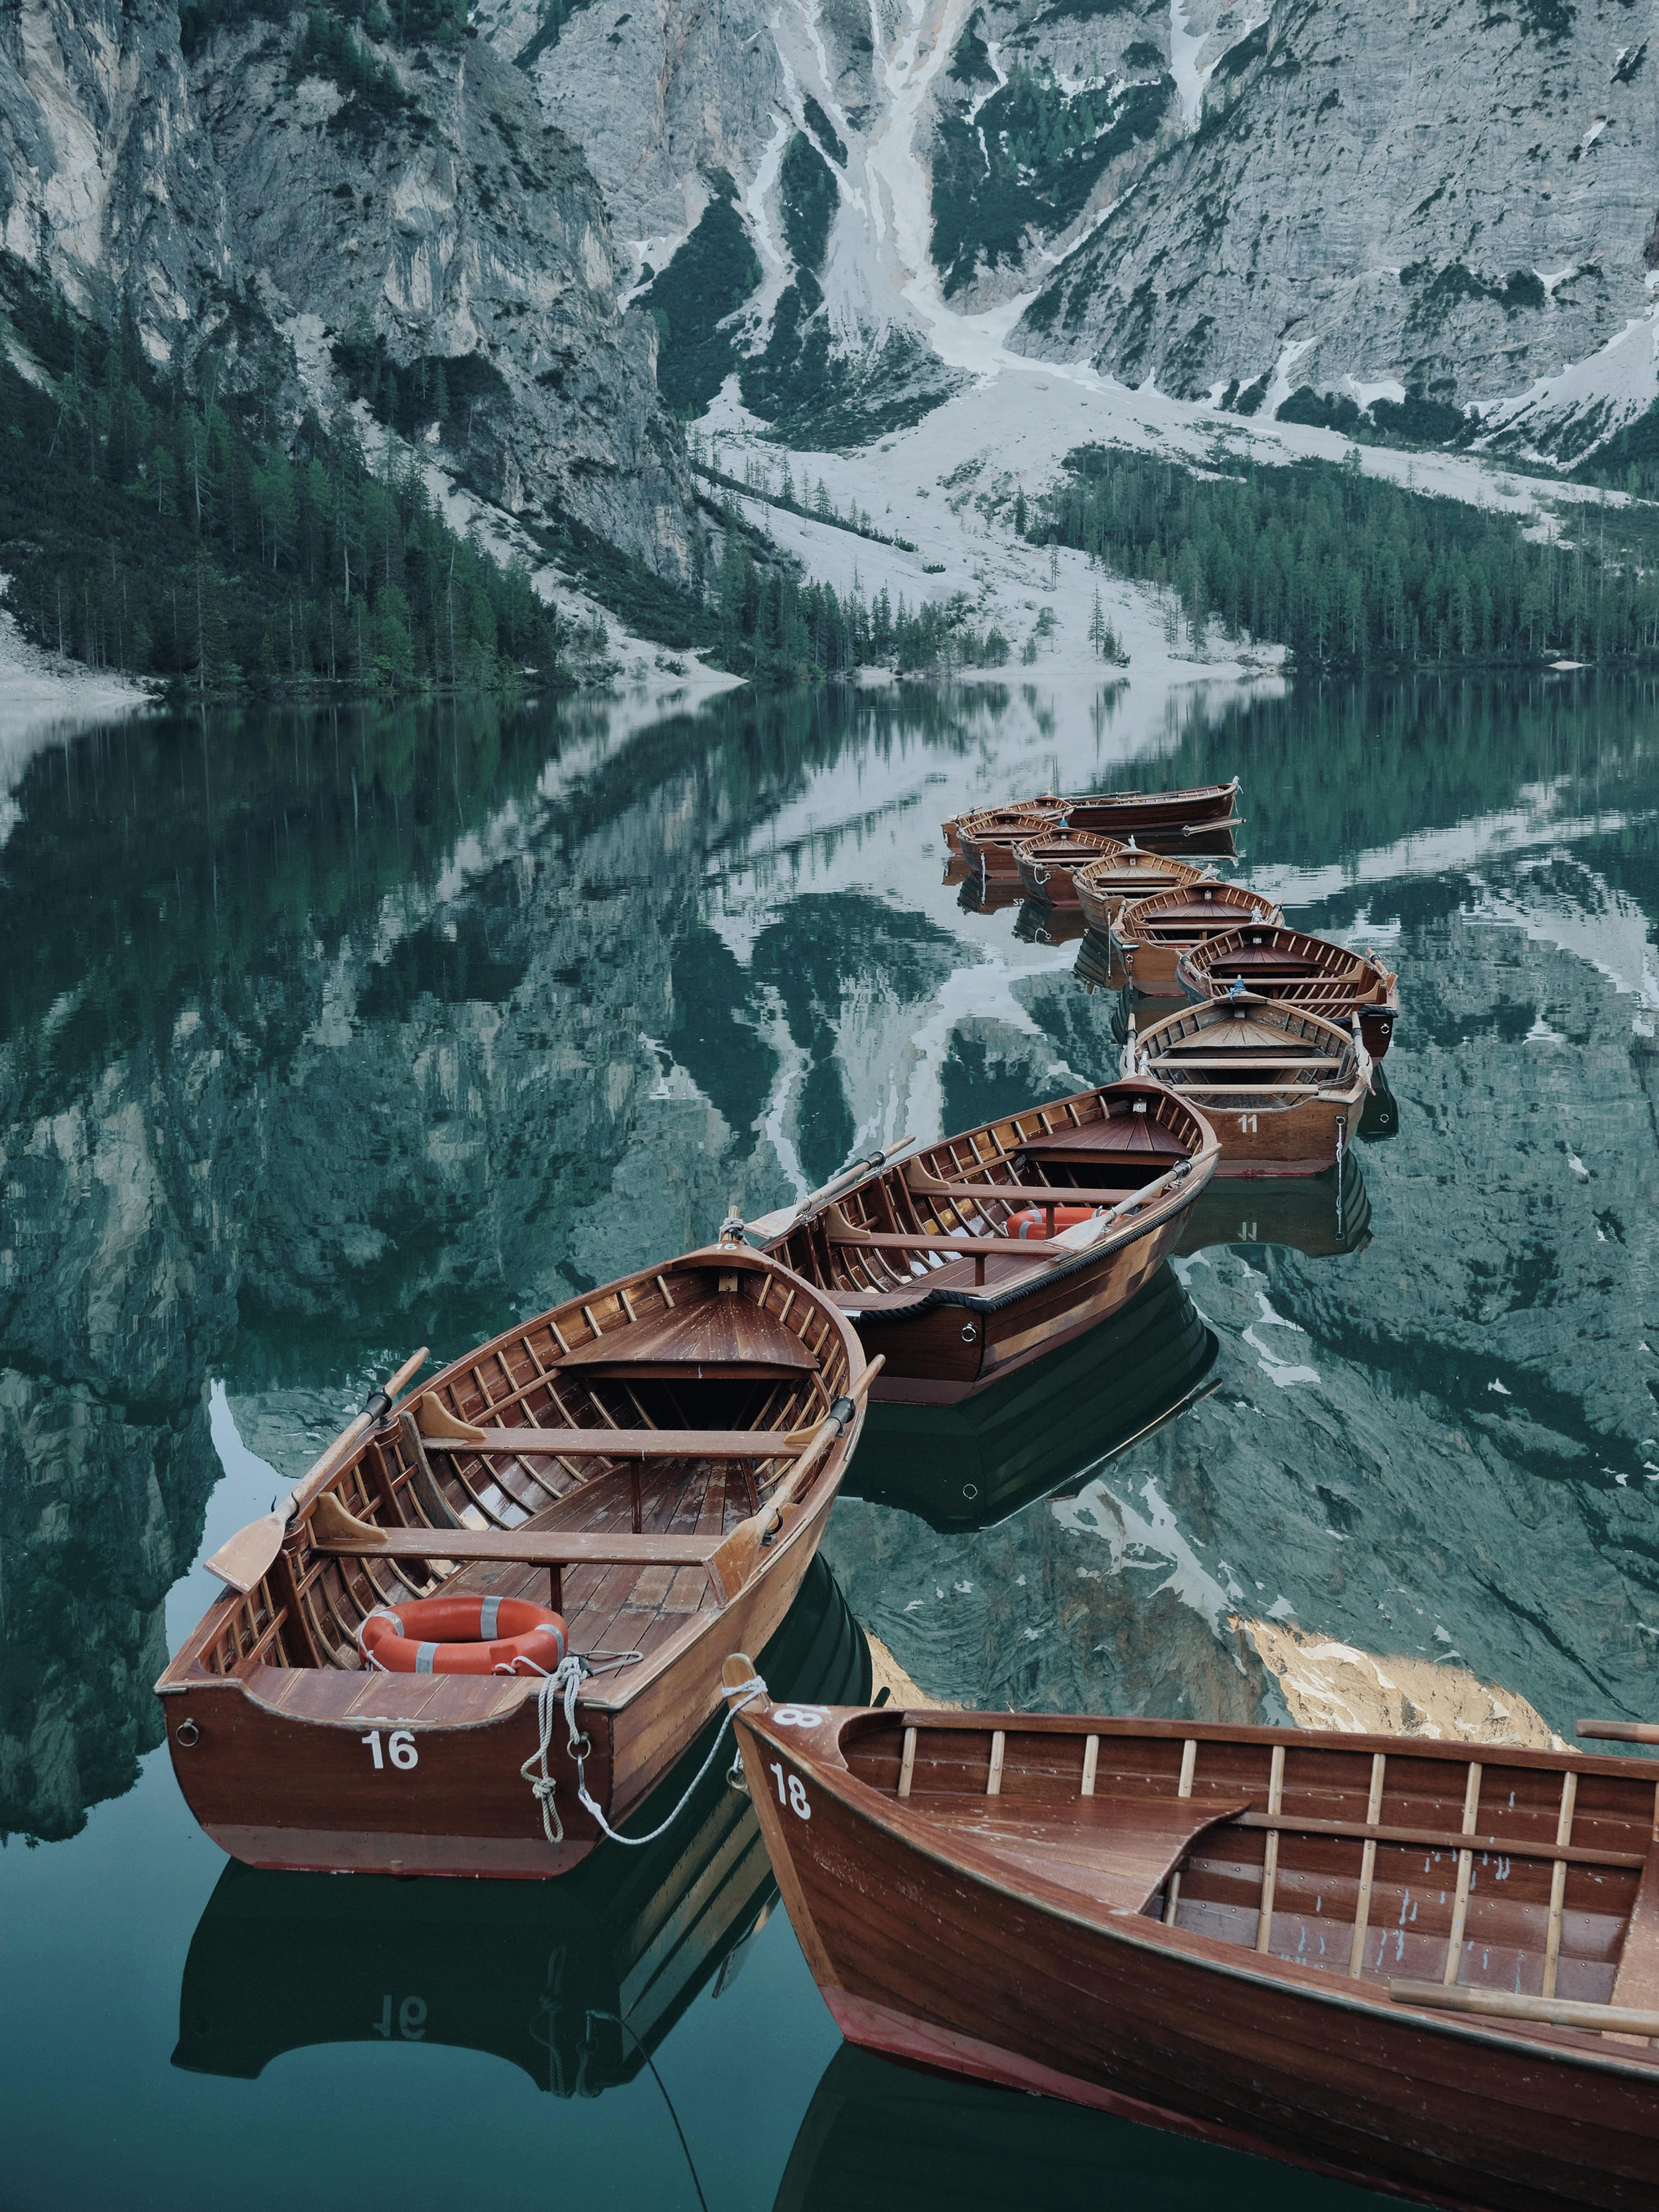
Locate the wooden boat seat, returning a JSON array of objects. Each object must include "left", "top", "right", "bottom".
[
  {"left": 1017, "top": 1119, "right": 1187, "bottom": 1158},
  {"left": 910, "top": 1791, "right": 1251, "bottom": 1915},
  {"left": 421, "top": 1426, "right": 810, "bottom": 1460},
  {"left": 310, "top": 1493, "right": 727, "bottom": 1572},
  {"left": 551, "top": 1293, "right": 818, "bottom": 1375}
]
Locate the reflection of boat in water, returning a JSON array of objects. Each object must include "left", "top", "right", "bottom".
[
  {"left": 1359, "top": 1064, "right": 1400, "bottom": 1142},
  {"left": 1012, "top": 898, "right": 1089, "bottom": 946},
  {"left": 1176, "top": 1154, "right": 1371, "bottom": 1260},
  {"left": 843, "top": 1264, "right": 1218, "bottom": 1529},
  {"left": 171, "top": 1555, "right": 869, "bottom": 2094},
  {"left": 774, "top": 2042, "right": 1379, "bottom": 2212},
  {"left": 956, "top": 871, "right": 1026, "bottom": 918}
]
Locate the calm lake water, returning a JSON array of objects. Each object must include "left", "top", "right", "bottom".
[{"left": 4, "top": 670, "right": 1658, "bottom": 2209}]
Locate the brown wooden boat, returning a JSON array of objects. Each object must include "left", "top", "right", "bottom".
[
  {"left": 155, "top": 1238, "right": 873, "bottom": 1878},
  {"left": 731, "top": 1681, "right": 1659, "bottom": 2212},
  {"left": 954, "top": 804, "right": 1066, "bottom": 882},
  {"left": 946, "top": 781, "right": 1241, "bottom": 858},
  {"left": 1110, "top": 879, "right": 1284, "bottom": 997},
  {"left": 1127, "top": 995, "right": 1369, "bottom": 1177},
  {"left": 942, "top": 796, "right": 1058, "bottom": 861},
  {"left": 1074, "top": 845, "right": 1208, "bottom": 936},
  {"left": 760, "top": 1081, "right": 1218, "bottom": 1405},
  {"left": 172, "top": 1554, "right": 870, "bottom": 2095},
  {"left": 1179, "top": 922, "right": 1402, "bottom": 1059},
  {"left": 1012, "top": 828, "right": 1125, "bottom": 908}
]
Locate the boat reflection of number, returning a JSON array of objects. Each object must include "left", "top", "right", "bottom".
[
  {"left": 172, "top": 1555, "right": 869, "bottom": 2095},
  {"left": 845, "top": 1263, "right": 1218, "bottom": 1530},
  {"left": 737, "top": 1693, "right": 1659, "bottom": 2212},
  {"left": 774, "top": 2043, "right": 1386, "bottom": 2212},
  {"left": 1175, "top": 1153, "right": 1371, "bottom": 1261}
]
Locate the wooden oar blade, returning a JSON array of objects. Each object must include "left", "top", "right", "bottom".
[{"left": 203, "top": 1509, "right": 286, "bottom": 1594}]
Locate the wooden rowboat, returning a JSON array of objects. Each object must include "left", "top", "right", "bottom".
[
  {"left": 1179, "top": 922, "right": 1402, "bottom": 1059},
  {"left": 1012, "top": 828, "right": 1125, "bottom": 908},
  {"left": 954, "top": 805, "right": 1066, "bottom": 883},
  {"left": 1110, "top": 878, "right": 1284, "bottom": 997},
  {"left": 155, "top": 1238, "right": 873, "bottom": 1878},
  {"left": 172, "top": 1553, "right": 869, "bottom": 2093},
  {"left": 762, "top": 1080, "right": 1218, "bottom": 1406},
  {"left": 1074, "top": 845, "right": 1207, "bottom": 936},
  {"left": 732, "top": 1684, "right": 1659, "bottom": 2212},
  {"left": 942, "top": 797, "right": 1058, "bottom": 860},
  {"left": 1127, "top": 995, "right": 1369, "bottom": 1178},
  {"left": 945, "top": 782, "right": 1242, "bottom": 861}
]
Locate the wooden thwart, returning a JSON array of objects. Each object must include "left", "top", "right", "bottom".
[{"left": 421, "top": 1426, "right": 812, "bottom": 1460}]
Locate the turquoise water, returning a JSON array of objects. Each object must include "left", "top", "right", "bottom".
[{"left": 3, "top": 672, "right": 1657, "bottom": 2208}]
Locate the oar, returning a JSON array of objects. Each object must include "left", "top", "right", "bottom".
[
  {"left": 202, "top": 1346, "right": 431, "bottom": 1594},
  {"left": 746, "top": 1139, "right": 917, "bottom": 1241},
  {"left": 1577, "top": 1718, "right": 1659, "bottom": 1746},
  {"left": 711, "top": 1357, "right": 883, "bottom": 1598}
]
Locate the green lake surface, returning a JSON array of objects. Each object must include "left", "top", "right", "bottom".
[{"left": 3, "top": 671, "right": 1658, "bottom": 2209}]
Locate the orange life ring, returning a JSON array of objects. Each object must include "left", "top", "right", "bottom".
[
  {"left": 360, "top": 1594, "right": 568, "bottom": 1676},
  {"left": 1007, "top": 1204, "right": 1099, "bottom": 1240}
]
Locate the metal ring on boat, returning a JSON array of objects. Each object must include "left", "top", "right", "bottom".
[
  {"left": 962, "top": 1323, "right": 977, "bottom": 1342},
  {"left": 175, "top": 1718, "right": 200, "bottom": 1748}
]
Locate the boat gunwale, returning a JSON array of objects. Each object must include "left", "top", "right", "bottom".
[{"left": 1178, "top": 922, "right": 1400, "bottom": 1011}]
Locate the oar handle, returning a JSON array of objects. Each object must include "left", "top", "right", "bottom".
[
  {"left": 766, "top": 1357, "right": 884, "bottom": 1520},
  {"left": 747, "top": 1141, "right": 917, "bottom": 1239},
  {"left": 1577, "top": 1718, "right": 1659, "bottom": 1745},
  {"left": 289, "top": 1346, "right": 431, "bottom": 1514}
]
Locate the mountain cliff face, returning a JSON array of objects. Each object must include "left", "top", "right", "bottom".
[
  {"left": 0, "top": 0, "right": 700, "bottom": 580},
  {"left": 483, "top": 0, "right": 1658, "bottom": 462}
]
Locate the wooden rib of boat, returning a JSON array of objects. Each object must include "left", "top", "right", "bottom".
[
  {"left": 1012, "top": 829, "right": 1125, "bottom": 908},
  {"left": 763, "top": 1080, "right": 1219, "bottom": 1406},
  {"left": 154, "top": 1239, "right": 871, "bottom": 1878},
  {"left": 954, "top": 804, "right": 1066, "bottom": 882},
  {"left": 844, "top": 1263, "right": 1218, "bottom": 1530},
  {"left": 1179, "top": 922, "right": 1402, "bottom": 1059},
  {"left": 1109, "top": 879, "right": 1284, "bottom": 997},
  {"left": 1074, "top": 845, "right": 1207, "bottom": 936},
  {"left": 732, "top": 1685, "right": 1659, "bottom": 2212},
  {"left": 172, "top": 1554, "right": 869, "bottom": 2095},
  {"left": 1127, "top": 996, "right": 1369, "bottom": 1178}
]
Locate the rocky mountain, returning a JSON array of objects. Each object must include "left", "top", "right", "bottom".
[
  {"left": 0, "top": 0, "right": 700, "bottom": 583},
  {"left": 5, "top": 0, "right": 1656, "bottom": 618}
]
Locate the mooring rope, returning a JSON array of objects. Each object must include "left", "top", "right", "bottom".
[{"left": 520, "top": 1658, "right": 768, "bottom": 1848}]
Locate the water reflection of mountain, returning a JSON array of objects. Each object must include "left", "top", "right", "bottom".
[
  {"left": 774, "top": 2044, "right": 1387, "bottom": 2212},
  {"left": 9, "top": 673, "right": 1659, "bottom": 1844},
  {"left": 846, "top": 1267, "right": 1218, "bottom": 1531},
  {"left": 173, "top": 1556, "right": 867, "bottom": 2093}
]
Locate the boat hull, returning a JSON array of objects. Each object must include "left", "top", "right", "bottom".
[
  {"left": 745, "top": 1724, "right": 1659, "bottom": 2212},
  {"left": 1187, "top": 1087, "right": 1366, "bottom": 1178},
  {"left": 851, "top": 1206, "right": 1190, "bottom": 1405},
  {"left": 163, "top": 1478, "right": 828, "bottom": 1879}
]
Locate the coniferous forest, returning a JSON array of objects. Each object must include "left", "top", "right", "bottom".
[
  {"left": 0, "top": 271, "right": 567, "bottom": 699},
  {"left": 1031, "top": 444, "right": 1659, "bottom": 669}
]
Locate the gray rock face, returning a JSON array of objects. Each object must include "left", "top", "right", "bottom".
[
  {"left": 1011, "top": 0, "right": 1659, "bottom": 435},
  {"left": 0, "top": 0, "right": 698, "bottom": 579}
]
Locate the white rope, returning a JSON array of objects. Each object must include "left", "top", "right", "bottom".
[{"left": 520, "top": 1659, "right": 768, "bottom": 1848}]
